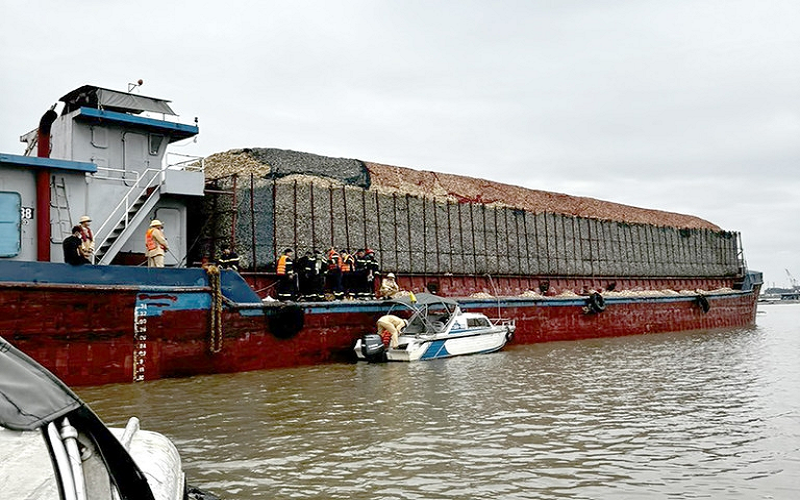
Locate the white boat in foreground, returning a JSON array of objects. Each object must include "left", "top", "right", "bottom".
[
  {"left": 0, "top": 336, "right": 219, "bottom": 500},
  {"left": 354, "top": 293, "right": 516, "bottom": 362}
]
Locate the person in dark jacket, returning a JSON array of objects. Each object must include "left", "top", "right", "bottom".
[
  {"left": 217, "top": 245, "right": 240, "bottom": 271},
  {"left": 353, "top": 249, "right": 369, "bottom": 299},
  {"left": 296, "top": 251, "right": 314, "bottom": 300},
  {"left": 63, "top": 225, "right": 90, "bottom": 265},
  {"left": 363, "top": 247, "right": 380, "bottom": 299},
  {"left": 310, "top": 249, "right": 327, "bottom": 301}
]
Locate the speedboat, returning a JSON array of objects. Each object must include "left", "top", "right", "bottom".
[
  {"left": 354, "top": 293, "right": 515, "bottom": 362},
  {"left": 0, "top": 336, "right": 219, "bottom": 500}
]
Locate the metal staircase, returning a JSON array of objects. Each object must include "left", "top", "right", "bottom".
[{"left": 93, "top": 169, "right": 164, "bottom": 265}]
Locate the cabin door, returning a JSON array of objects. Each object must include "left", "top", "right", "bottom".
[{"left": 123, "top": 132, "right": 151, "bottom": 177}]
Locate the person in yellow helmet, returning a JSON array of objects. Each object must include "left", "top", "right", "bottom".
[
  {"left": 378, "top": 272, "right": 400, "bottom": 299},
  {"left": 78, "top": 215, "right": 94, "bottom": 260},
  {"left": 145, "top": 220, "right": 169, "bottom": 268}
]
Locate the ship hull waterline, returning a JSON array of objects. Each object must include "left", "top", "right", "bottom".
[{"left": 0, "top": 264, "right": 759, "bottom": 387}]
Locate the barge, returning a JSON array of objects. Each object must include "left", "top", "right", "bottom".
[{"left": 0, "top": 84, "right": 761, "bottom": 386}]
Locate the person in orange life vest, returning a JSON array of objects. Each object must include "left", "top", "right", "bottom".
[
  {"left": 78, "top": 215, "right": 94, "bottom": 259},
  {"left": 340, "top": 250, "right": 356, "bottom": 298},
  {"left": 326, "top": 246, "right": 343, "bottom": 299},
  {"left": 376, "top": 314, "right": 408, "bottom": 349},
  {"left": 145, "top": 219, "right": 169, "bottom": 268},
  {"left": 276, "top": 248, "right": 296, "bottom": 300}
]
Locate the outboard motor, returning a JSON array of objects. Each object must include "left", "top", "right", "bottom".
[{"left": 360, "top": 333, "right": 387, "bottom": 362}]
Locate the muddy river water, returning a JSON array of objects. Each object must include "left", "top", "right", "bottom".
[{"left": 79, "top": 303, "right": 800, "bottom": 499}]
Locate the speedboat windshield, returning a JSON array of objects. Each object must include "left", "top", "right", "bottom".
[{"left": 386, "top": 293, "right": 458, "bottom": 334}]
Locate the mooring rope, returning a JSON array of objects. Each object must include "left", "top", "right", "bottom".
[{"left": 207, "top": 265, "right": 224, "bottom": 354}]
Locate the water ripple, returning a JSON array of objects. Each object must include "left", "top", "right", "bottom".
[{"left": 77, "top": 305, "right": 800, "bottom": 499}]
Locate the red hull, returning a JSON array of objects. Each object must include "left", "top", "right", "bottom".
[{"left": 1, "top": 276, "right": 759, "bottom": 387}]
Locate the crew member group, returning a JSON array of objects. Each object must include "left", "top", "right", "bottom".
[{"left": 273, "top": 246, "right": 397, "bottom": 301}]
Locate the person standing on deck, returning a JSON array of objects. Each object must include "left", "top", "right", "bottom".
[
  {"left": 63, "top": 225, "right": 90, "bottom": 265},
  {"left": 296, "top": 251, "right": 314, "bottom": 300},
  {"left": 363, "top": 247, "right": 380, "bottom": 299},
  {"left": 276, "top": 248, "right": 296, "bottom": 300},
  {"left": 353, "top": 249, "right": 369, "bottom": 299},
  {"left": 326, "top": 247, "right": 343, "bottom": 299},
  {"left": 145, "top": 220, "right": 169, "bottom": 268},
  {"left": 78, "top": 215, "right": 94, "bottom": 260},
  {"left": 340, "top": 249, "right": 355, "bottom": 299},
  {"left": 311, "top": 249, "right": 327, "bottom": 301}
]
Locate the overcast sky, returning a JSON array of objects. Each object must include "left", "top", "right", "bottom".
[{"left": 2, "top": 1, "right": 798, "bottom": 288}]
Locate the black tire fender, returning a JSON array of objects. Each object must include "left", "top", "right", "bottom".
[
  {"left": 269, "top": 303, "right": 305, "bottom": 339},
  {"left": 587, "top": 292, "right": 606, "bottom": 313},
  {"left": 696, "top": 294, "right": 710, "bottom": 313}
]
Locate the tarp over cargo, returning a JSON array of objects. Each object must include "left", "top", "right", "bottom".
[
  {"left": 204, "top": 148, "right": 719, "bottom": 231},
  {"left": 199, "top": 148, "right": 739, "bottom": 277}
]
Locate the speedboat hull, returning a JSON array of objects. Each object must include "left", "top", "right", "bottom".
[
  {"left": 354, "top": 312, "right": 515, "bottom": 363},
  {"left": 354, "top": 293, "right": 516, "bottom": 362},
  {"left": 389, "top": 325, "right": 512, "bottom": 361}
]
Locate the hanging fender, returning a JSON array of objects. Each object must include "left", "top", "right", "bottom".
[
  {"left": 269, "top": 303, "right": 305, "bottom": 339},
  {"left": 586, "top": 292, "right": 606, "bottom": 314},
  {"left": 696, "top": 294, "right": 710, "bottom": 313}
]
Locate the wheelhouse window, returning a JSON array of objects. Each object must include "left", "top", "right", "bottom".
[
  {"left": 149, "top": 134, "right": 164, "bottom": 155},
  {"left": 91, "top": 126, "right": 108, "bottom": 148},
  {"left": 0, "top": 192, "right": 22, "bottom": 257}
]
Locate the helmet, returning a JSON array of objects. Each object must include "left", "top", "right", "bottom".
[
  {"left": 387, "top": 273, "right": 396, "bottom": 278},
  {"left": 149, "top": 219, "right": 163, "bottom": 227},
  {"left": 79, "top": 215, "right": 91, "bottom": 223}
]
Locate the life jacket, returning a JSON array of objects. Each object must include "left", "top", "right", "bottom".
[
  {"left": 80, "top": 227, "right": 93, "bottom": 242},
  {"left": 79, "top": 227, "right": 95, "bottom": 254},
  {"left": 145, "top": 228, "right": 159, "bottom": 251},
  {"left": 327, "top": 250, "right": 340, "bottom": 271},
  {"left": 277, "top": 254, "right": 292, "bottom": 275},
  {"left": 340, "top": 253, "right": 354, "bottom": 272}
]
